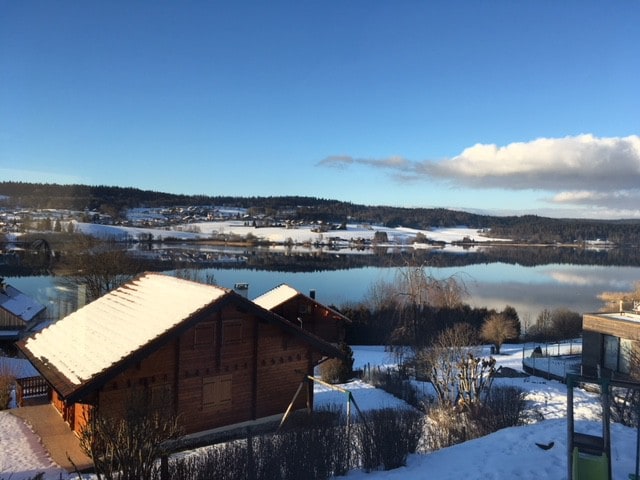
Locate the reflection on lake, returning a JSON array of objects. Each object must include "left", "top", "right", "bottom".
[{"left": 6, "top": 262, "right": 640, "bottom": 323}]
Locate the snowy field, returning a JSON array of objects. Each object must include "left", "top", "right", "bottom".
[
  {"left": 72, "top": 220, "right": 508, "bottom": 248},
  {"left": 1, "top": 344, "right": 638, "bottom": 479}
]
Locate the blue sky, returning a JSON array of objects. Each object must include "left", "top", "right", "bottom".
[{"left": 1, "top": 2, "right": 639, "bottom": 218}]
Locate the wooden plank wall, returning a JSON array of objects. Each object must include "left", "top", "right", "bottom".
[
  {"left": 583, "top": 314, "right": 640, "bottom": 341},
  {"left": 254, "top": 322, "right": 311, "bottom": 418},
  {"left": 582, "top": 314, "right": 640, "bottom": 376},
  {"left": 0, "top": 310, "right": 24, "bottom": 328},
  {"left": 274, "top": 297, "right": 342, "bottom": 343},
  {"left": 82, "top": 303, "right": 321, "bottom": 436}
]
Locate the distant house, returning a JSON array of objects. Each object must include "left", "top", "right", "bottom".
[
  {"left": 0, "top": 278, "right": 46, "bottom": 341},
  {"left": 582, "top": 310, "right": 640, "bottom": 378},
  {"left": 17, "top": 273, "right": 344, "bottom": 435},
  {"left": 253, "top": 284, "right": 350, "bottom": 345}
]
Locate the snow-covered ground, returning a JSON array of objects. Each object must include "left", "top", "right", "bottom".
[
  {"left": 73, "top": 220, "right": 508, "bottom": 247},
  {"left": 1, "top": 344, "right": 637, "bottom": 480}
]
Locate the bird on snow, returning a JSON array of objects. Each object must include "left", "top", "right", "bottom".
[{"left": 535, "top": 441, "right": 555, "bottom": 450}]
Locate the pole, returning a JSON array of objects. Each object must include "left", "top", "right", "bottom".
[
  {"left": 567, "top": 375, "right": 575, "bottom": 480},
  {"left": 635, "top": 397, "right": 640, "bottom": 480}
]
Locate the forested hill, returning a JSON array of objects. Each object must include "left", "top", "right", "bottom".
[{"left": 3, "top": 181, "right": 640, "bottom": 244}]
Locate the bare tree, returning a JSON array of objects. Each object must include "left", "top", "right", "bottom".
[
  {"left": 68, "top": 248, "right": 143, "bottom": 302},
  {"left": 79, "top": 392, "right": 182, "bottom": 480},
  {"left": 481, "top": 313, "right": 518, "bottom": 354},
  {"left": 364, "top": 277, "right": 396, "bottom": 312},
  {"left": 526, "top": 308, "right": 581, "bottom": 342},
  {"left": 174, "top": 268, "right": 217, "bottom": 285},
  {"left": 387, "top": 265, "right": 468, "bottom": 352},
  {"left": 550, "top": 308, "right": 582, "bottom": 339}
]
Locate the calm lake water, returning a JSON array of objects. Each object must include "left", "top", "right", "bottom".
[{"left": 6, "top": 260, "right": 639, "bottom": 323}]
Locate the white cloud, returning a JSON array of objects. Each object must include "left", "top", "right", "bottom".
[
  {"left": 316, "top": 155, "right": 355, "bottom": 169},
  {"left": 426, "top": 134, "right": 640, "bottom": 190},
  {"left": 319, "top": 134, "right": 640, "bottom": 215},
  {"left": 317, "top": 154, "right": 410, "bottom": 170}
]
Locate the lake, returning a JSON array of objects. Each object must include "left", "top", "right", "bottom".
[{"left": 5, "top": 257, "right": 639, "bottom": 324}]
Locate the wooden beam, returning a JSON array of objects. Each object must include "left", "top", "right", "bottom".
[{"left": 279, "top": 379, "right": 307, "bottom": 429}]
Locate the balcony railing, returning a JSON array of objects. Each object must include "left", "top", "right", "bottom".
[{"left": 15, "top": 376, "right": 50, "bottom": 407}]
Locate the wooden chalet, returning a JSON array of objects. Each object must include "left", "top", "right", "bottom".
[
  {"left": 253, "top": 284, "right": 350, "bottom": 344},
  {"left": 582, "top": 310, "right": 640, "bottom": 378},
  {"left": 17, "top": 273, "right": 344, "bottom": 435},
  {"left": 0, "top": 278, "right": 46, "bottom": 341}
]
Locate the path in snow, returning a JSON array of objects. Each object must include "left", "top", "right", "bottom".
[{"left": 0, "top": 411, "right": 66, "bottom": 480}]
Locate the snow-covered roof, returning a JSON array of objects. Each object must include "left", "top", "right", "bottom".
[
  {"left": 253, "top": 284, "right": 299, "bottom": 311},
  {"left": 0, "top": 284, "right": 46, "bottom": 322},
  {"left": 22, "top": 273, "right": 229, "bottom": 387},
  {"left": 253, "top": 284, "right": 351, "bottom": 325}
]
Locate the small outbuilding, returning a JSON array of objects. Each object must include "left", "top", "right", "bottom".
[{"left": 17, "top": 273, "right": 344, "bottom": 435}]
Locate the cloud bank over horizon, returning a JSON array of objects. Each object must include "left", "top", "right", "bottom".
[{"left": 318, "top": 134, "right": 640, "bottom": 216}]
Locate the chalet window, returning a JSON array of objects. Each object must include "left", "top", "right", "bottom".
[
  {"left": 194, "top": 322, "right": 215, "bottom": 348},
  {"left": 223, "top": 320, "right": 243, "bottom": 344},
  {"left": 202, "top": 375, "right": 232, "bottom": 409},
  {"left": 299, "top": 304, "right": 312, "bottom": 315}
]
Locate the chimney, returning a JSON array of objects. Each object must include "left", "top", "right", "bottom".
[
  {"left": 309, "top": 289, "right": 316, "bottom": 300},
  {"left": 234, "top": 283, "right": 249, "bottom": 298}
]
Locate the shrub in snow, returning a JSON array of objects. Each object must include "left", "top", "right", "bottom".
[
  {"left": 163, "top": 408, "right": 350, "bottom": 480},
  {"left": 611, "top": 385, "right": 640, "bottom": 428},
  {"left": 0, "top": 363, "right": 16, "bottom": 410},
  {"left": 484, "top": 385, "right": 528, "bottom": 430},
  {"left": 357, "top": 408, "right": 423, "bottom": 472},
  {"left": 362, "top": 366, "right": 422, "bottom": 411},
  {"left": 423, "top": 386, "right": 529, "bottom": 453},
  {"left": 320, "top": 342, "right": 354, "bottom": 384},
  {"left": 423, "top": 403, "right": 488, "bottom": 451}
]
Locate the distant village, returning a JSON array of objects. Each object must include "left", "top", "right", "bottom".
[{"left": 0, "top": 204, "right": 356, "bottom": 236}]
